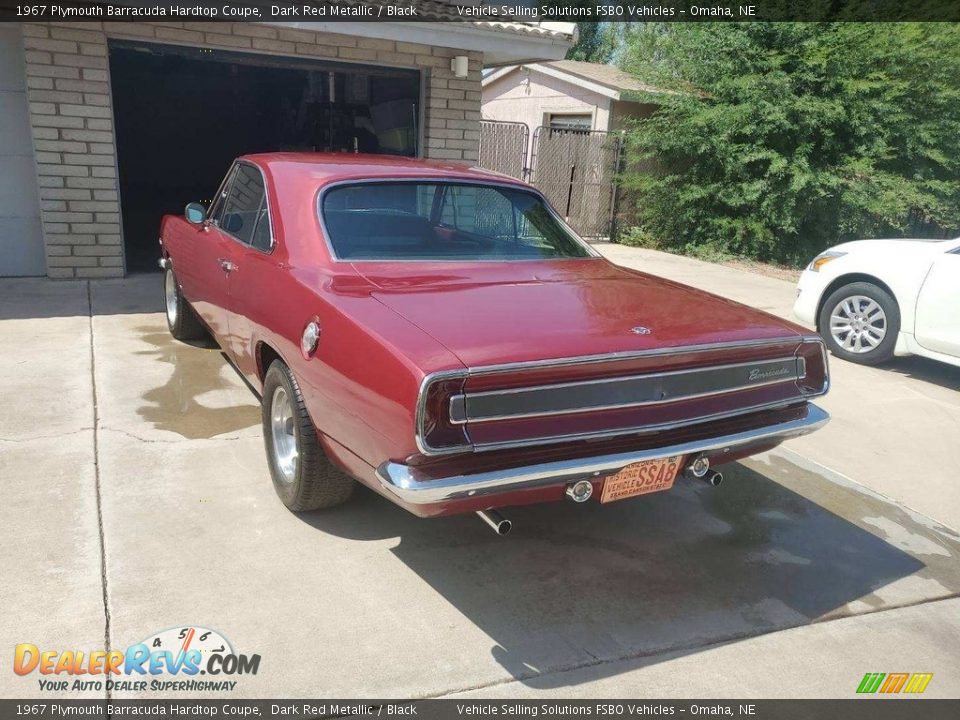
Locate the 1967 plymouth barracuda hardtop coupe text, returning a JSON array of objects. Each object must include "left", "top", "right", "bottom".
[{"left": 160, "top": 154, "right": 829, "bottom": 534}]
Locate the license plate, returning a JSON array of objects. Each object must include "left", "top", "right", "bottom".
[{"left": 600, "top": 455, "right": 685, "bottom": 504}]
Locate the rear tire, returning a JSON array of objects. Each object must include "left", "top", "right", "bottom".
[
  {"left": 164, "top": 266, "right": 206, "bottom": 341},
  {"left": 818, "top": 281, "right": 899, "bottom": 365},
  {"left": 262, "top": 361, "right": 354, "bottom": 512}
]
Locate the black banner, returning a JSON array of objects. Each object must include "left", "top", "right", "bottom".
[
  {"left": 2, "top": 1, "right": 960, "bottom": 24},
  {"left": 1, "top": 700, "right": 960, "bottom": 720}
]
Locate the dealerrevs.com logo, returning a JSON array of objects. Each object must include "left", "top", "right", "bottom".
[{"left": 14, "top": 626, "right": 260, "bottom": 693}]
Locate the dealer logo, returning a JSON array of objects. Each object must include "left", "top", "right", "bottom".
[{"left": 14, "top": 625, "right": 260, "bottom": 693}]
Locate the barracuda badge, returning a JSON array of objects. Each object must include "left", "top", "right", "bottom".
[
  {"left": 630, "top": 326, "right": 652, "bottom": 335},
  {"left": 748, "top": 366, "right": 791, "bottom": 381}
]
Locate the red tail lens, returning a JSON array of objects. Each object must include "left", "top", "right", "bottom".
[
  {"left": 796, "top": 340, "right": 829, "bottom": 395},
  {"left": 419, "top": 377, "right": 469, "bottom": 452}
]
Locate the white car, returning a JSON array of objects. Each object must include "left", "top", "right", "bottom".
[{"left": 794, "top": 237, "right": 960, "bottom": 367}]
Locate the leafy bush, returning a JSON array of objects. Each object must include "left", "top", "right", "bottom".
[{"left": 618, "top": 23, "right": 960, "bottom": 265}]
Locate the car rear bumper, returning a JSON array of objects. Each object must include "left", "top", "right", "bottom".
[{"left": 375, "top": 403, "right": 829, "bottom": 507}]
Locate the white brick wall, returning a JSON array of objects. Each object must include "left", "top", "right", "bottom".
[{"left": 21, "top": 21, "right": 483, "bottom": 278}]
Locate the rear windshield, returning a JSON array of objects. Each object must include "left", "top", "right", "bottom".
[{"left": 320, "top": 182, "right": 592, "bottom": 261}]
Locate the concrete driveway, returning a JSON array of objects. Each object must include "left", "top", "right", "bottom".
[{"left": 2, "top": 247, "right": 959, "bottom": 699}]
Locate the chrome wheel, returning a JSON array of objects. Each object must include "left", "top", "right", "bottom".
[
  {"left": 829, "top": 295, "right": 887, "bottom": 354},
  {"left": 164, "top": 270, "right": 178, "bottom": 326},
  {"left": 270, "top": 387, "right": 298, "bottom": 483}
]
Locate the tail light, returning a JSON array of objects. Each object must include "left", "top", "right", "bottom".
[
  {"left": 416, "top": 375, "right": 470, "bottom": 455},
  {"left": 795, "top": 338, "right": 829, "bottom": 396}
]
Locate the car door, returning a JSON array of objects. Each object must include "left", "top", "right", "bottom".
[
  {"left": 177, "top": 165, "right": 237, "bottom": 342},
  {"left": 914, "top": 245, "right": 960, "bottom": 357},
  {"left": 215, "top": 162, "right": 274, "bottom": 381}
]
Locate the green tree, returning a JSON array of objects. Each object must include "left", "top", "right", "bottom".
[
  {"left": 619, "top": 23, "right": 960, "bottom": 265},
  {"left": 566, "top": 22, "right": 615, "bottom": 62}
]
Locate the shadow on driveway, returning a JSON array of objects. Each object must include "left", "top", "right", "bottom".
[
  {"left": 297, "top": 458, "right": 960, "bottom": 689},
  {"left": 881, "top": 354, "right": 960, "bottom": 392}
]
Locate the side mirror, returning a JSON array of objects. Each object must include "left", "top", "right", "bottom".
[{"left": 185, "top": 202, "right": 206, "bottom": 225}]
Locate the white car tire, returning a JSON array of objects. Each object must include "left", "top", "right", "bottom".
[{"left": 818, "top": 281, "right": 900, "bottom": 365}]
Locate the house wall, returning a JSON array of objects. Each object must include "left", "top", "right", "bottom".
[
  {"left": 17, "top": 21, "right": 482, "bottom": 279},
  {"left": 0, "top": 25, "right": 45, "bottom": 276},
  {"left": 482, "top": 67, "right": 612, "bottom": 169},
  {"left": 483, "top": 67, "right": 612, "bottom": 131}
]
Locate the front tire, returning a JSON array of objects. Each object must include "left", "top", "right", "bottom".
[
  {"left": 818, "top": 281, "right": 899, "bottom": 365},
  {"left": 164, "top": 267, "right": 206, "bottom": 341},
  {"left": 262, "top": 361, "right": 354, "bottom": 511}
]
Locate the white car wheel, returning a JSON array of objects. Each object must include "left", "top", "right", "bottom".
[{"left": 818, "top": 282, "right": 899, "bottom": 365}]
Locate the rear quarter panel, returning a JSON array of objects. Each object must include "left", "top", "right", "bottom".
[{"left": 247, "top": 265, "right": 464, "bottom": 478}]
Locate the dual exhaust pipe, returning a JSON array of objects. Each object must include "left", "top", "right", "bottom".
[
  {"left": 685, "top": 455, "right": 723, "bottom": 486},
  {"left": 476, "top": 509, "right": 512, "bottom": 536},
  {"left": 475, "top": 455, "right": 720, "bottom": 536}
]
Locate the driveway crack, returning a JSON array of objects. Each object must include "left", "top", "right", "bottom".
[
  {"left": 99, "top": 426, "right": 255, "bottom": 444},
  {"left": 0, "top": 427, "right": 93, "bottom": 443},
  {"left": 87, "top": 281, "right": 112, "bottom": 701}
]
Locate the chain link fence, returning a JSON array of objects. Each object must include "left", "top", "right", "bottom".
[
  {"left": 529, "top": 127, "right": 623, "bottom": 241},
  {"left": 479, "top": 120, "right": 624, "bottom": 241},
  {"left": 478, "top": 120, "right": 529, "bottom": 180}
]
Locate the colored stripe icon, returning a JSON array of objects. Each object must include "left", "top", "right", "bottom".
[
  {"left": 857, "top": 672, "right": 933, "bottom": 694},
  {"left": 903, "top": 673, "right": 934, "bottom": 693}
]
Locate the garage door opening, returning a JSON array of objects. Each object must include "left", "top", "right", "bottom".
[{"left": 108, "top": 41, "right": 421, "bottom": 273}]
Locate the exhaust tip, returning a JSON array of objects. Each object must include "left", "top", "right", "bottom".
[
  {"left": 688, "top": 455, "right": 710, "bottom": 478},
  {"left": 476, "top": 509, "right": 512, "bottom": 536},
  {"left": 704, "top": 470, "right": 723, "bottom": 487},
  {"left": 565, "top": 479, "right": 594, "bottom": 503}
]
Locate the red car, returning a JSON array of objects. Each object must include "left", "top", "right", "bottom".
[{"left": 159, "top": 154, "right": 829, "bottom": 534}]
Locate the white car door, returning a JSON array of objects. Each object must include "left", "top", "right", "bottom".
[{"left": 914, "top": 245, "right": 960, "bottom": 357}]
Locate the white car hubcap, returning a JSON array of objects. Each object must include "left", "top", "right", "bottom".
[{"left": 830, "top": 295, "right": 886, "bottom": 354}]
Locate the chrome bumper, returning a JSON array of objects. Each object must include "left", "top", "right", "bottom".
[{"left": 376, "top": 403, "right": 829, "bottom": 505}]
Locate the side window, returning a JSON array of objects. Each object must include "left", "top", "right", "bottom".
[
  {"left": 250, "top": 198, "right": 272, "bottom": 252},
  {"left": 221, "top": 164, "right": 265, "bottom": 246},
  {"left": 208, "top": 165, "right": 237, "bottom": 226}
]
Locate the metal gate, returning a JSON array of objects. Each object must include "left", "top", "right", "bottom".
[
  {"left": 529, "top": 126, "right": 623, "bottom": 240},
  {"left": 478, "top": 119, "right": 529, "bottom": 180}
]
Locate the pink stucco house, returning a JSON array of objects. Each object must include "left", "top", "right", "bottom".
[{"left": 482, "top": 60, "right": 663, "bottom": 139}]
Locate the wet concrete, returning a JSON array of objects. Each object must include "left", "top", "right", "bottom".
[
  {"left": 88, "top": 276, "right": 260, "bottom": 446},
  {"left": 134, "top": 326, "right": 259, "bottom": 440},
  {"left": 2, "top": 273, "right": 959, "bottom": 699}
]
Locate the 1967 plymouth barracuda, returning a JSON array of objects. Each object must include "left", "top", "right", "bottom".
[{"left": 159, "top": 153, "right": 829, "bottom": 534}]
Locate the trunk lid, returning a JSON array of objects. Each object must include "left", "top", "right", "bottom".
[{"left": 359, "top": 258, "right": 805, "bottom": 367}]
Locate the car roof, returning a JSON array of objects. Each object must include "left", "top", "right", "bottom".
[{"left": 241, "top": 152, "right": 526, "bottom": 186}]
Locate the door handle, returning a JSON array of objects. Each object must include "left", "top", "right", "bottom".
[{"left": 218, "top": 258, "right": 236, "bottom": 273}]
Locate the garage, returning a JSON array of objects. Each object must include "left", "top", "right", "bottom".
[{"left": 108, "top": 41, "right": 422, "bottom": 273}]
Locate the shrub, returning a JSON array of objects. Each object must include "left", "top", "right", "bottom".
[{"left": 618, "top": 23, "right": 960, "bottom": 265}]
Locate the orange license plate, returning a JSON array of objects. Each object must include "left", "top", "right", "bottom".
[{"left": 600, "top": 455, "right": 685, "bottom": 504}]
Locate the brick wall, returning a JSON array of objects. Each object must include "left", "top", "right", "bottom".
[{"left": 20, "top": 21, "right": 483, "bottom": 278}]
